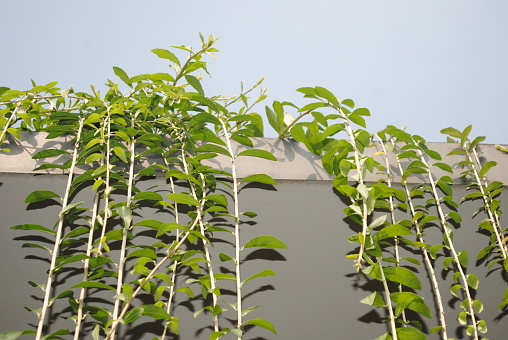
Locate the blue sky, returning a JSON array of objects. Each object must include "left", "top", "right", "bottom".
[{"left": 1, "top": 0, "right": 507, "bottom": 143}]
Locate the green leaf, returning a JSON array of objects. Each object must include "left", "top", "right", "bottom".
[
  {"left": 32, "top": 149, "right": 70, "bottom": 159},
  {"left": 40, "top": 329, "right": 70, "bottom": 340},
  {"left": 127, "top": 248, "right": 157, "bottom": 260},
  {"left": 441, "top": 127, "right": 462, "bottom": 139},
  {"left": 140, "top": 304, "right": 172, "bottom": 320},
  {"left": 166, "top": 193, "right": 200, "bottom": 206},
  {"left": 112, "top": 146, "right": 128, "bottom": 163},
  {"left": 205, "top": 194, "right": 228, "bottom": 206},
  {"left": 383, "top": 266, "right": 422, "bottom": 290},
  {"left": 458, "top": 250, "right": 469, "bottom": 268},
  {"left": 151, "top": 48, "right": 180, "bottom": 66},
  {"left": 237, "top": 149, "right": 277, "bottom": 161},
  {"left": 244, "top": 236, "right": 287, "bottom": 249},
  {"left": 25, "top": 190, "right": 60, "bottom": 203},
  {"left": 359, "top": 291, "right": 385, "bottom": 308},
  {"left": 243, "top": 317, "right": 277, "bottom": 334},
  {"left": 122, "top": 307, "right": 144, "bottom": 324},
  {"left": 373, "top": 224, "right": 412, "bottom": 241},
  {"left": 113, "top": 66, "right": 131, "bottom": 86},
  {"left": 185, "top": 75, "right": 204, "bottom": 95},
  {"left": 433, "top": 162, "right": 453, "bottom": 173},
  {"left": 477, "top": 319, "right": 488, "bottom": 333},
  {"left": 479, "top": 161, "right": 497, "bottom": 177},
  {"left": 447, "top": 211, "right": 462, "bottom": 223},
  {"left": 315, "top": 86, "right": 340, "bottom": 107},
  {"left": 0, "top": 330, "right": 36, "bottom": 340},
  {"left": 54, "top": 254, "right": 89, "bottom": 272},
  {"left": 396, "top": 327, "right": 426, "bottom": 340},
  {"left": 11, "top": 224, "right": 56, "bottom": 235},
  {"left": 390, "top": 292, "right": 431, "bottom": 318},
  {"left": 241, "top": 174, "right": 277, "bottom": 185},
  {"left": 348, "top": 113, "right": 366, "bottom": 128},
  {"left": 133, "top": 191, "right": 163, "bottom": 202},
  {"left": 71, "top": 281, "right": 116, "bottom": 291},
  {"left": 467, "top": 273, "right": 479, "bottom": 289},
  {"left": 195, "top": 143, "right": 231, "bottom": 157},
  {"left": 219, "top": 253, "right": 235, "bottom": 262},
  {"left": 242, "top": 270, "right": 276, "bottom": 285}
]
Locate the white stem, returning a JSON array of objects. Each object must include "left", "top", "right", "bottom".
[
  {"left": 110, "top": 131, "right": 136, "bottom": 340},
  {"left": 343, "top": 119, "right": 368, "bottom": 271},
  {"left": 417, "top": 148, "right": 479, "bottom": 340},
  {"left": 391, "top": 141, "right": 449, "bottom": 340},
  {"left": 378, "top": 260, "right": 398, "bottom": 340},
  {"left": 469, "top": 147, "right": 508, "bottom": 258},
  {"left": 35, "top": 118, "right": 85, "bottom": 340}
]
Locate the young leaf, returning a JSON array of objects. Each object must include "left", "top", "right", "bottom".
[
  {"left": 185, "top": 75, "right": 204, "bottom": 95},
  {"left": 113, "top": 66, "right": 131, "bottom": 87},
  {"left": 243, "top": 317, "right": 277, "bottom": 334},
  {"left": 242, "top": 270, "right": 276, "bottom": 285},
  {"left": 151, "top": 48, "right": 180, "bottom": 66},
  {"left": 244, "top": 236, "right": 287, "bottom": 249}
]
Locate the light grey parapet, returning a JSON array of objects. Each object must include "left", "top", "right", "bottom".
[{"left": 1, "top": 131, "right": 507, "bottom": 184}]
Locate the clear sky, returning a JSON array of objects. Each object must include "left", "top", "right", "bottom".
[{"left": 1, "top": 0, "right": 507, "bottom": 143}]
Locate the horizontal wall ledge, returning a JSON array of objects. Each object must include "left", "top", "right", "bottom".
[{"left": 1, "top": 131, "right": 507, "bottom": 185}]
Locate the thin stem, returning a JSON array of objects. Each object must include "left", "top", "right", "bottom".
[
  {"left": 0, "top": 100, "right": 24, "bottom": 144},
  {"left": 469, "top": 147, "right": 508, "bottom": 258},
  {"left": 181, "top": 150, "right": 219, "bottom": 332},
  {"left": 417, "top": 148, "right": 479, "bottom": 340},
  {"left": 277, "top": 109, "right": 313, "bottom": 138},
  {"left": 376, "top": 138, "right": 407, "bottom": 324},
  {"left": 391, "top": 141, "right": 449, "bottom": 340},
  {"left": 74, "top": 190, "right": 101, "bottom": 340},
  {"left": 104, "top": 205, "right": 206, "bottom": 340},
  {"left": 343, "top": 119, "right": 368, "bottom": 271},
  {"left": 218, "top": 117, "right": 242, "bottom": 338},
  {"left": 378, "top": 260, "right": 399, "bottom": 340},
  {"left": 110, "top": 125, "right": 136, "bottom": 340},
  {"left": 96, "top": 114, "right": 112, "bottom": 256},
  {"left": 35, "top": 118, "right": 85, "bottom": 340}
]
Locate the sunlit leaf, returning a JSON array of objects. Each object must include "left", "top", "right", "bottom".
[{"left": 244, "top": 236, "right": 287, "bottom": 249}]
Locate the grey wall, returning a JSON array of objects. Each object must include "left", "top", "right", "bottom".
[{"left": 1, "top": 134, "right": 507, "bottom": 339}]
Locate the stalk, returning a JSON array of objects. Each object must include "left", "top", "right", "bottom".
[
  {"left": 390, "top": 141, "right": 449, "bottom": 340},
  {"left": 343, "top": 118, "right": 369, "bottom": 271},
  {"left": 110, "top": 122, "right": 136, "bottom": 340},
  {"left": 469, "top": 147, "right": 508, "bottom": 258},
  {"left": 35, "top": 118, "right": 85, "bottom": 340},
  {"left": 376, "top": 138, "right": 407, "bottom": 325},
  {"left": 181, "top": 151, "right": 219, "bottom": 332},
  {"left": 0, "top": 100, "right": 24, "bottom": 144},
  {"left": 73, "top": 190, "right": 101, "bottom": 340},
  {"left": 218, "top": 116, "right": 242, "bottom": 338},
  {"left": 104, "top": 201, "right": 206, "bottom": 340},
  {"left": 378, "top": 260, "right": 399, "bottom": 340},
  {"left": 96, "top": 113, "right": 112, "bottom": 256},
  {"left": 416, "top": 147, "right": 480, "bottom": 340},
  {"left": 160, "top": 172, "right": 180, "bottom": 340}
]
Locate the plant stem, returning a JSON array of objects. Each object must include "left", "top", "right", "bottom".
[
  {"left": 343, "top": 118, "right": 368, "bottom": 271},
  {"left": 104, "top": 207, "right": 205, "bottom": 340},
  {"left": 218, "top": 116, "right": 243, "bottom": 338},
  {"left": 417, "top": 148, "right": 479, "bottom": 340},
  {"left": 110, "top": 125, "right": 136, "bottom": 340},
  {"left": 390, "top": 141, "right": 449, "bottom": 340},
  {"left": 0, "top": 100, "right": 24, "bottom": 144},
  {"left": 378, "top": 260, "right": 398, "bottom": 340},
  {"left": 277, "top": 109, "right": 313, "bottom": 138},
  {"left": 73, "top": 190, "right": 101, "bottom": 340},
  {"left": 35, "top": 118, "right": 85, "bottom": 340},
  {"left": 181, "top": 151, "right": 219, "bottom": 332},
  {"left": 469, "top": 147, "right": 508, "bottom": 258}
]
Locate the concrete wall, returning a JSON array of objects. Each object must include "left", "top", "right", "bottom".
[{"left": 1, "top": 133, "right": 507, "bottom": 339}]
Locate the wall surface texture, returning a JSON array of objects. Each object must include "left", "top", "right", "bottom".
[{"left": 1, "top": 133, "right": 507, "bottom": 339}]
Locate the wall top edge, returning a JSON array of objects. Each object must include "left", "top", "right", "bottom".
[{"left": 0, "top": 131, "right": 507, "bottom": 185}]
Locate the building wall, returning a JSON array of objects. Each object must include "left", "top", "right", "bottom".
[{"left": 1, "top": 134, "right": 507, "bottom": 339}]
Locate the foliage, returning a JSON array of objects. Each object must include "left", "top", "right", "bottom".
[{"left": 1, "top": 35, "right": 507, "bottom": 340}]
